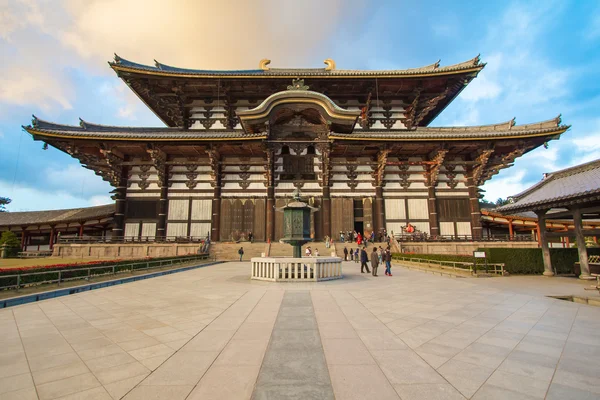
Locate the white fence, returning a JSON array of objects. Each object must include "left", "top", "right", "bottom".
[{"left": 251, "top": 257, "right": 342, "bottom": 282}]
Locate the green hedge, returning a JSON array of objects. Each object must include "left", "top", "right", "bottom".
[
  {"left": 480, "top": 248, "right": 600, "bottom": 275},
  {"left": 393, "top": 248, "right": 600, "bottom": 275}
]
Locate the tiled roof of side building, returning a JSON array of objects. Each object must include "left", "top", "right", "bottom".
[
  {"left": 498, "top": 159, "right": 600, "bottom": 213},
  {"left": 109, "top": 55, "right": 485, "bottom": 77},
  {"left": 0, "top": 204, "right": 115, "bottom": 228}
]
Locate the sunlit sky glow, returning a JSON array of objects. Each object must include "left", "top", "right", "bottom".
[{"left": 1, "top": 0, "right": 599, "bottom": 211}]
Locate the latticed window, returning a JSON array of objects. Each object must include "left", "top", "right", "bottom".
[{"left": 280, "top": 145, "right": 316, "bottom": 181}]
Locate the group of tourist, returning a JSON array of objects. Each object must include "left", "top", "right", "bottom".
[
  {"left": 343, "top": 245, "right": 393, "bottom": 277},
  {"left": 339, "top": 229, "right": 391, "bottom": 245}
]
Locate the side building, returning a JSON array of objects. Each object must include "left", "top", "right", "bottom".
[{"left": 21, "top": 56, "right": 569, "bottom": 243}]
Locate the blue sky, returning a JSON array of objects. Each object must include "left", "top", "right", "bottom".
[{"left": 1, "top": 0, "right": 599, "bottom": 211}]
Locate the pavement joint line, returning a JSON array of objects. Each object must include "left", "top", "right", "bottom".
[
  {"left": 0, "top": 260, "right": 224, "bottom": 309},
  {"left": 466, "top": 297, "right": 558, "bottom": 398},
  {"left": 9, "top": 307, "right": 42, "bottom": 400},
  {"left": 542, "top": 305, "right": 579, "bottom": 399}
]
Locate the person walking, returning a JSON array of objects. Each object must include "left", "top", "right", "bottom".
[
  {"left": 343, "top": 247, "right": 348, "bottom": 261},
  {"left": 360, "top": 247, "right": 370, "bottom": 273},
  {"left": 370, "top": 247, "right": 379, "bottom": 276},
  {"left": 385, "top": 246, "right": 392, "bottom": 276},
  {"left": 315, "top": 248, "right": 320, "bottom": 257},
  {"left": 305, "top": 246, "right": 312, "bottom": 257},
  {"left": 325, "top": 235, "right": 330, "bottom": 248},
  {"left": 354, "top": 248, "right": 359, "bottom": 263},
  {"left": 238, "top": 247, "right": 244, "bottom": 261}
]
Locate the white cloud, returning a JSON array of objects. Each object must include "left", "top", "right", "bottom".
[
  {"left": 0, "top": 179, "right": 110, "bottom": 212},
  {"left": 44, "top": 163, "right": 111, "bottom": 197},
  {"left": 482, "top": 170, "right": 529, "bottom": 201},
  {"left": 0, "top": 0, "right": 365, "bottom": 113}
]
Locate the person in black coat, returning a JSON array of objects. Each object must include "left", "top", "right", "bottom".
[
  {"left": 343, "top": 247, "right": 348, "bottom": 261},
  {"left": 360, "top": 247, "right": 370, "bottom": 273}
]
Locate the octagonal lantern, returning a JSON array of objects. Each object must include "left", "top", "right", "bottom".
[{"left": 279, "top": 189, "right": 317, "bottom": 258}]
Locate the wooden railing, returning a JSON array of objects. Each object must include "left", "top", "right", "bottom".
[{"left": 393, "top": 256, "right": 505, "bottom": 276}]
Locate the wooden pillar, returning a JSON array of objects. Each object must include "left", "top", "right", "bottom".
[
  {"left": 536, "top": 210, "right": 554, "bottom": 276},
  {"left": 49, "top": 226, "right": 55, "bottom": 250},
  {"left": 507, "top": 218, "right": 514, "bottom": 239},
  {"left": 266, "top": 187, "right": 275, "bottom": 242},
  {"left": 156, "top": 183, "right": 169, "bottom": 240},
  {"left": 427, "top": 186, "right": 439, "bottom": 238},
  {"left": 20, "top": 229, "right": 26, "bottom": 251},
  {"left": 322, "top": 186, "right": 331, "bottom": 238},
  {"left": 373, "top": 186, "right": 385, "bottom": 235},
  {"left": 79, "top": 223, "right": 84, "bottom": 237},
  {"left": 466, "top": 167, "right": 482, "bottom": 240},
  {"left": 211, "top": 185, "right": 221, "bottom": 241},
  {"left": 112, "top": 166, "right": 128, "bottom": 240},
  {"left": 572, "top": 208, "right": 591, "bottom": 279}
]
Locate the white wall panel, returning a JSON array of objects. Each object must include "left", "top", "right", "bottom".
[
  {"left": 166, "top": 223, "right": 188, "bottom": 237},
  {"left": 386, "top": 222, "right": 405, "bottom": 236},
  {"left": 190, "top": 223, "right": 212, "bottom": 238},
  {"left": 456, "top": 222, "right": 472, "bottom": 236},
  {"left": 124, "top": 223, "right": 139, "bottom": 238},
  {"left": 141, "top": 222, "right": 156, "bottom": 239},
  {"left": 168, "top": 199, "right": 189, "bottom": 220},
  {"left": 412, "top": 222, "right": 430, "bottom": 234},
  {"left": 440, "top": 222, "right": 455, "bottom": 236},
  {"left": 407, "top": 199, "right": 428, "bottom": 220},
  {"left": 385, "top": 199, "right": 406, "bottom": 220},
  {"left": 191, "top": 199, "right": 212, "bottom": 220}
]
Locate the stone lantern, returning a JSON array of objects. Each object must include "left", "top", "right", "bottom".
[{"left": 279, "top": 189, "right": 316, "bottom": 258}]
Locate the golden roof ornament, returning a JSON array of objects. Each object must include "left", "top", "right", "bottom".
[
  {"left": 259, "top": 59, "right": 271, "bottom": 71},
  {"left": 287, "top": 78, "right": 309, "bottom": 91},
  {"left": 324, "top": 58, "right": 336, "bottom": 71}
]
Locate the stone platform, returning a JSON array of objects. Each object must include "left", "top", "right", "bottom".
[{"left": 1, "top": 261, "right": 599, "bottom": 399}]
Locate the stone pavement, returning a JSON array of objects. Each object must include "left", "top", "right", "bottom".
[{"left": 1, "top": 261, "right": 599, "bottom": 399}]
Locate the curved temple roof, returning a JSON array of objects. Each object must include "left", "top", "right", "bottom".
[
  {"left": 109, "top": 55, "right": 485, "bottom": 78},
  {"left": 23, "top": 115, "right": 568, "bottom": 142}
]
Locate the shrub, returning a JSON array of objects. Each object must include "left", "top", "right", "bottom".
[
  {"left": 478, "top": 247, "right": 600, "bottom": 275},
  {"left": 0, "top": 231, "right": 20, "bottom": 258}
]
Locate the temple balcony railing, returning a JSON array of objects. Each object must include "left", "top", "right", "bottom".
[
  {"left": 58, "top": 236, "right": 209, "bottom": 244},
  {"left": 393, "top": 234, "right": 537, "bottom": 242}
]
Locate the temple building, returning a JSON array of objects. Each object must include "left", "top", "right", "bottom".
[{"left": 21, "top": 55, "right": 570, "bottom": 243}]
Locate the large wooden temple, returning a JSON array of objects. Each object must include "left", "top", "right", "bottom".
[{"left": 23, "top": 55, "right": 570, "bottom": 243}]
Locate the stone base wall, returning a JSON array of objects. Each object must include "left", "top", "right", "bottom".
[
  {"left": 399, "top": 241, "right": 538, "bottom": 255},
  {"left": 53, "top": 243, "right": 204, "bottom": 259}
]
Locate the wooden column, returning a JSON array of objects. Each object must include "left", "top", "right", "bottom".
[
  {"left": 156, "top": 182, "right": 169, "bottom": 240},
  {"left": 466, "top": 167, "right": 483, "bottom": 240},
  {"left": 507, "top": 218, "right": 514, "bottom": 239},
  {"left": 112, "top": 166, "right": 128, "bottom": 240},
  {"left": 572, "top": 208, "right": 591, "bottom": 279},
  {"left": 20, "top": 229, "right": 26, "bottom": 251},
  {"left": 322, "top": 186, "right": 331, "bottom": 238},
  {"left": 208, "top": 149, "right": 222, "bottom": 241},
  {"left": 427, "top": 186, "right": 439, "bottom": 238},
  {"left": 49, "top": 226, "right": 55, "bottom": 250},
  {"left": 79, "top": 223, "right": 84, "bottom": 237},
  {"left": 536, "top": 210, "right": 554, "bottom": 276},
  {"left": 266, "top": 187, "right": 275, "bottom": 242},
  {"left": 264, "top": 147, "right": 275, "bottom": 242}
]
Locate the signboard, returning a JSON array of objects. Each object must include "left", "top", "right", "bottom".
[{"left": 473, "top": 251, "right": 486, "bottom": 258}]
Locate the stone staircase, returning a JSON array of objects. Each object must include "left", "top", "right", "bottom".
[
  {"left": 209, "top": 241, "right": 394, "bottom": 261},
  {"left": 210, "top": 241, "right": 337, "bottom": 260}
]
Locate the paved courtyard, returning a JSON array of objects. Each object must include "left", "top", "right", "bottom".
[{"left": 1, "top": 261, "right": 599, "bottom": 400}]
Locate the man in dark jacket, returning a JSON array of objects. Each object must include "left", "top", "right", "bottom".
[
  {"left": 360, "top": 247, "right": 370, "bottom": 273},
  {"left": 343, "top": 247, "right": 348, "bottom": 261},
  {"left": 385, "top": 247, "right": 392, "bottom": 276},
  {"left": 238, "top": 247, "right": 244, "bottom": 261},
  {"left": 370, "top": 247, "right": 379, "bottom": 276}
]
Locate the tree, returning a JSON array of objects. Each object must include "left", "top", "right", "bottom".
[
  {"left": 0, "top": 231, "right": 20, "bottom": 257},
  {"left": 0, "top": 197, "right": 11, "bottom": 212},
  {"left": 495, "top": 198, "right": 510, "bottom": 207}
]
